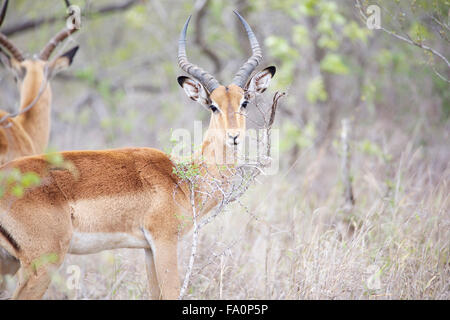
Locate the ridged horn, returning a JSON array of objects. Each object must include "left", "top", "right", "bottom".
[
  {"left": 39, "top": 28, "right": 78, "bottom": 61},
  {"left": 231, "top": 10, "right": 262, "bottom": 88},
  {"left": 178, "top": 15, "right": 220, "bottom": 93},
  {"left": 0, "top": 0, "right": 24, "bottom": 62},
  {"left": 39, "top": 0, "right": 78, "bottom": 60}
]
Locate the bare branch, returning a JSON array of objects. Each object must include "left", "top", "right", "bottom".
[
  {"left": 2, "top": 0, "right": 141, "bottom": 37},
  {"left": 175, "top": 92, "right": 284, "bottom": 299},
  {"left": 56, "top": 73, "right": 163, "bottom": 94},
  {"left": 355, "top": 0, "right": 450, "bottom": 82},
  {"left": 193, "top": 0, "right": 222, "bottom": 74},
  {"left": 268, "top": 92, "right": 285, "bottom": 128}
]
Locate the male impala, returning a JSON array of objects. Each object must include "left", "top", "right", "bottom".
[
  {"left": 0, "top": 11, "right": 275, "bottom": 299},
  {"left": 0, "top": 0, "right": 79, "bottom": 164},
  {"left": 0, "top": 0, "right": 79, "bottom": 291}
]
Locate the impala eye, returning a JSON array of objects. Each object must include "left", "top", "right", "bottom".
[
  {"left": 209, "top": 105, "right": 218, "bottom": 113},
  {"left": 241, "top": 100, "right": 249, "bottom": 109}
]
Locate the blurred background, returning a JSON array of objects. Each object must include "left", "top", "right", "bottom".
[{"left": 0, "top": 0, "right": 448, "bottom": 299}]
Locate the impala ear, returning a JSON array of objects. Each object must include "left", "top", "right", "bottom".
[
  {"left": 0, "top": 48, "right": 25, "bottom": 80},
  {"left": 177, "top": 76, "right": 211, "bottom": 107},
  {"left": 245, "top": 66, "right": 276, "bottom": 100},
  {"left": 46, "top": 46, "right": 79, "bottom": 78}
]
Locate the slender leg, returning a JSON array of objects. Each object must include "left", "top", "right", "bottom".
[
  {"left": 144, "top": 248, "right": 161, "bottom": 300},
  {"left": 0, "top": 250, "right": 20, "bottom": 294},
  {"left": 0, "top": 248, "right": 20, "bottom": 275},
  {"left": 152, "top": 240, "right": 180, "bottom": 300},
  {"left": 12, "top": 264, "right": 53, "bottom": 300},
  {"left": 11, "top": 238, "right": 70, "bottom": 299}
]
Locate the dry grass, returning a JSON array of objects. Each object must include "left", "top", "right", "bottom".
[
  {"left": 177, "top": 128, "right": 449, "bottom": 300},
  {"left": 1, "top": 118, "right": 448, "bottom": 300}
]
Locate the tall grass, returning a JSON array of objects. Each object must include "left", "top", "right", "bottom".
[{"left": 1, "top": 118, "right": 448, "bottom": 300}]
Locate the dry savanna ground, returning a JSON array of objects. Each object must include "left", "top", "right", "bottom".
[{"left": 1, "top": 114, "right": 447, "bottom": 300}]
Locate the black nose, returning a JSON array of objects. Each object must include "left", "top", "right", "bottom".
[{"left": 228, "top": 132, "right": 240, "bottom": 145}]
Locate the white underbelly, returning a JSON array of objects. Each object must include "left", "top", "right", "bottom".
[{"left": 68, "top": 232, "right": 150, "bottom": 254}]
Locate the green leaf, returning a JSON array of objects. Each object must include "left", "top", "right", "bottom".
[
  {"left": 317, "top": 35, "right": 339, "bottom": 50},
  {"left": 11, "top": 185, "right": 24, "bottom": 197},
  {"left": 408, "top": 22, "right": 432, "bottom": 43},
  {"left": 344, "top": 21, "right": 369, "bottom": 43},
  {"left": 299, "top": 0, "right": 319, "bottom": 16},
  {"left": 31, "top": 253, "right": 59, "bottom": 272},
  {"left": 320, "top": 54, "right": 349, "bottom": 75},
  {"left": 292, "top": 25, "right": 310, "bottom": 48},
  {"left": 74, "top": 67, "right": 96, "bottom": 85},
  {"left": 306, "top": 76, "right": 328, "bottom": 103},
  {"left": 21, "top": 172, "right": 41, "bottom": 188},
  {"left": 45, "top": 151, "right": 64, "bottom": 166},
  {"left": 124, "top": 5, "right": 147, "bottom": 29},
  {"left": 265, "top": 36, "right": 299, "bottom": 61}
]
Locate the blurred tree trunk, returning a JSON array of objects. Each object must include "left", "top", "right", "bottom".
[{"left": 306, "top": 15, "right": 336, "bottom": 146}]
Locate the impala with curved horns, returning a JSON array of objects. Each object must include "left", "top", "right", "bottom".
[
  {"left": 0, "top": 11, "right": 275, "bottom": 299},
  {"left": 0, "top": 0, "right": 79, "bottom": 165},
  {"left": 0, "top": 0, "right": 79, "bottom": 291}
]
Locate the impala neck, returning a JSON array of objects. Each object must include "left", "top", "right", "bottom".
[
  {"left": 190, "top": 126, "right": 237, "bottom": 215},
  {"left": 198, "top": 128, "right": 229, "bottom": 175},
  {"left": 17, "top": 67, "right": 52, "bottom": 154},
  {"left": 173, "top": 119, "right": 242, "bottom": 228}
]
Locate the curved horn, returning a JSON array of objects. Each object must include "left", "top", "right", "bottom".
[
  {"left": 39, "top": 0, "right": 77, "bottom": 60},
  {"left": 231, "top": 10, "right": 262, "bottom": 88},
  {"left": 0, "top": 0, "right": 6, "bottom": 26},
  {"left": 178, "top": 15, "right": 220, "bottom": 93},
  {"left": 39, "top": 28, "right": 77, "bottom": 61},
  {"left": 0, "top": 0, "right": 24, "bottom": 61}
]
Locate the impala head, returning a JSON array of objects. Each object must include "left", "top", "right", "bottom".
[
  {"left": 0, "top": 0, "right": 79, "bottom": 90},
  {"left": 177, "top": 11, "right": 275, "bottom": 156}
]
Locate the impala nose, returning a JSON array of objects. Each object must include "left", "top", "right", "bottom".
[{"left": 227, "top": 131, "right": 240, "bottom": 145}]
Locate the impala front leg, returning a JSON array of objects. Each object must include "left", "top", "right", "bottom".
[
  {"left": 144, "top": 248, "right": 161, "bottom": 299},
  {"left": 142, "top": 228, "right": 180, "bottom": 300},
  {"left": 153, "top": 239, "right": 180, "bottom": 299}
]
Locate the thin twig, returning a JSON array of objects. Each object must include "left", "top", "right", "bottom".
[
  {"left": 178, "top": 183, "right": 200, "bottom": 300},
  {"left": 355, "top": 0, "right": 450, "bottom": 82},
  {"left": 176, "top": 91, "right": 284, "bottom": 299}
]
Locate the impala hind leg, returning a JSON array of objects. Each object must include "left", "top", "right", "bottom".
[
  {"left": 144, "top": 248, "right": 161, "bottom": 299},
  {"left": 151, "top": 240, "right": 180, "bottom": 300}
]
